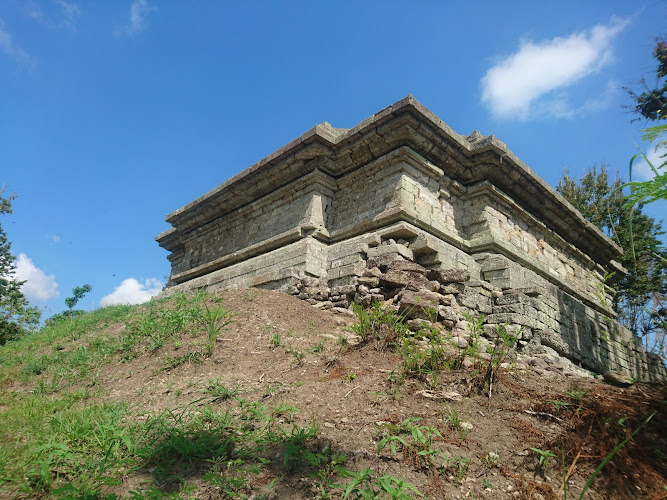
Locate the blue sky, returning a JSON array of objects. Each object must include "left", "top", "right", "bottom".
[{"left": 1, "top": 1, "right": 665, "bottom": 317}]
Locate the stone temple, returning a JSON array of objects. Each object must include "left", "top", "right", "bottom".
[{"left": 157, "top": 96, "right": 665, "bottom": 381}]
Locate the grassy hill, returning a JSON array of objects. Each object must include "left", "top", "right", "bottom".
[{"left": 0, "top": 288, "right": 665, "bottom": 499}]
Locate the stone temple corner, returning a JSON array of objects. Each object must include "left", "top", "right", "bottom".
[{"left": 156, "top": 95, "right": 666, "bottom": 382}]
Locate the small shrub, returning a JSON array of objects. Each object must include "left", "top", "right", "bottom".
[{"left": 351, "top": 302, "right": 409, "bottom": 349}]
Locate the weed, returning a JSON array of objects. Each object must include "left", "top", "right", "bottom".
[
  {"left": 549, "top": 399, "right": 572, "bottom": 411},
  {"left": 311, "top": 342, "right": 326, "bottom": 353},
  {"left": 578, "top": 412, "right": 656, "bottom": 500},
  {"left": 564, "top": 387, "right": 589, "bottom": 404},
  {"left": 530, "top": 447, "right": 556, "bottom": 470},
  {"left": 368, "top": 390, "right": 387, "bottom": 406},
  {"left": 205, "top": 378, "right": 240, "bottom": 402},
  {"left": 443, "top": 405, "right": 463, "bottom": 430},
  {"left": 476, "top": 322, "right": 520, "bottom": 396},
  {"left": 163, "top": 351, "right": 203, "bottom": 371},
  {"left": 202, "top": 459, "right": 251, "bottom": 497},
  {"left": 272, "top": 403, "right": 301, "bottom": 422},
  {"left": 304, "top": 447, "right": 350, "bottom": 488},
  {"left": 270, "top": 333, "right": 281, "bottom": 347},
  {"left": 352, "top": 302, "right": 409, "bottom": 349},
  {"left": 451, "top": 455, "right": 471, "bottom": 481},
  {"left": 191, "top": 296, "right": 233, "bottom": 357},
  {"left": 482, "top": 450, "right": 500, "bottom": 468},
  {"left": 340, "top": 468, "right": 424, "bottom": 499},
  {"left": 377, "top": 417, "right": 446, "bottom": 471},
  {"left": 288, "top": 345, "right": 305, "bottom": 367},
  {"left": 281, "top": 422, "right": 321, "bottom": 473},
  {"left": 398, "top": 336, "right": 446, "bottom": 381}
]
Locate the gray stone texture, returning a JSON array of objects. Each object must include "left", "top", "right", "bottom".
[{"left": 157, "top": 96, "right": 665, "bottom": 382}]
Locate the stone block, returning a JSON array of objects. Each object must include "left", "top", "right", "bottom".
[
  {"left": 440, "top": 283, "right": 465, "bottom": 295},
  {"left": 398, "top": 290, "right": 441, "bottom": 320},
  {"left": 379, "top": 270, "right": 430, "bottom": 289},
  {"left": 426, "top": 268, "right": 471, "bottom": 284},
  {"left": 388, "top": 260, "right": 427, "bottom": 274},
  {"left": 367, "top": 243, "right": 414, "bottom": 261},
  {"left": 357, "top": 276, "right": 380, "bottom": 287},
  {"left": 366, "top": 254, "right": 406, "bottom": 271}
]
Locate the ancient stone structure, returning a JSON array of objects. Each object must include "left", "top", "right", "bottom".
[{"left": 157, "top": 96, "right": 665, "bottom": 381}]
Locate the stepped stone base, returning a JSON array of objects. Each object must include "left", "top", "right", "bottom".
[{"left": 157, "top": 96, "right": 666, "bottom": 382}]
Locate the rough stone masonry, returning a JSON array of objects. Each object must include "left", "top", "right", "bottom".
[{"left": 157, "top": 96, "right": 666, "bottom": 382}]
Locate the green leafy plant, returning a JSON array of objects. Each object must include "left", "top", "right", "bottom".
[
  {"left": 191, "top": 296, "right": 233, "bottom": 357},
  {"left": 288, "top": 344, "right": 305, "bottom": 366},
  {"left": 272, "top": 403, "right": 301, "bottom": 422},
  {"left": 340, "top": 468, "right": 424, "bottom": 500},
  {"left": 377, "top": 417, "right": 446, "bottom": 471},
  {"left": 479, "top": 322, "right": 520, "bottom": 396},
  {"left": 205, "top": 378, "right": 240, "bottom": 402},
  {"left": 351, "top": 302, "right": 409, "bottom": 349},
  {"left": 482, "top": 450, "right": 500, "bottom": 468},
  {"left": 530, "top": 447, "right": 556, "bottom": 470},
  {"left": 443, "top": 405, "right": 463, "bottom": 431}
]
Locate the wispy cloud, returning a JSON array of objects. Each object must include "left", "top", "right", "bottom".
[
  {"left": 28, "top": 0, "right": 81, "bottom": 30},
  {"left": 100, "top": 278, "right": 163, "bottom": 306},
  {"left": 54, "top": 0, "right": 81, "bottom": 30},
  {"left": 45, "top": 233, "right": 61, "bottom": 244},
  {"left": 0, "top": 18, "right": 37, "bottom": 70},
  {"left": 480, "top": 18, "right": 629, "bottom": 120},
  {"left": 13, "top": 253, "right": 59, "bottom": 301},
  {"left": 114, "top": 0, "right": 157, "bottom": 38}
]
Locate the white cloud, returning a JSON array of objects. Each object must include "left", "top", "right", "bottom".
[
  {"left": 13, "top": 253, "right": 59, "bottom": 301},
  {"left": 54, "top": 0, "right": 81, "bottom": 30},
  {"left": 480, "top": 18, "right": 628, "bottom": 120},
  {"left": 46, "top": 233, "right": 61, "bottom": 244},
  {"left": 0, "top": 18, "right": 37, "bottom": 70},
  {"left": 633, "top": 141, "right": 666, "bottom": 182},
  {"left": 100, "top": 278, "right": 163, "bottom": 306},
  {"left": 29, "top": 1, "right": 81, "bottom": 30},
  {"left": 114, "top": 0, "right": 157, "bottom": 38}
]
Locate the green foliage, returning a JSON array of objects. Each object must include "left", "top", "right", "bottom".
[
  {"left": 120, "top": 289, "right": 232, "bottom": 358},
  {"left": 0, "top": 190, "right": 41, "bottom": 345},
  {"left": 530, "top": 447, "right": 556, "bottom": 469},
  {"left": 352, "top": 301, "right": 409, "bottom": 349},
  {"left": 205, "top": 378, "right": 241, "bottom": 402},
  {"left": 628, "top": 124, "right": 667, "bottom": 207},
  {"left": 64, "top": 284, "right": 92, "bottom": 314},
  {"left": 557, "top": 165, "right": 667, "bottom": 338},
  {"left": 627, "top": 39, "right": 667, "bottom": 122},
  {"left": 377, "top": 416, "right": 448, "bottom": 471},
  {"left": 190, "top": 296, "right": 234, "bottom": 357},
  {"left": 340, "top": 468, "right": 424, "bottom": 500}
]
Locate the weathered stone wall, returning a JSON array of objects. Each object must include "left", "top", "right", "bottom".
[{"left": 157, "top": 96, "right": 665, "bottom": 382}]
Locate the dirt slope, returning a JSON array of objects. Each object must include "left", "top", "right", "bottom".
[{"left": 3, "top": 288, "right": 666, "bottom": 499}]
